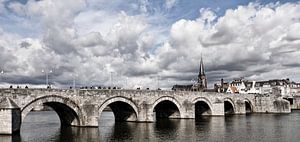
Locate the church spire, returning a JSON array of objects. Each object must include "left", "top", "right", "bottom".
[
  {"left": 199, "top": 56, "right": 205, "bottom": 76},
  {"left": 198, "top": 55, "right": 205, "bottom": 81},
  {"left": 197, "top": 55, "right": 207, "bottom": 89}
]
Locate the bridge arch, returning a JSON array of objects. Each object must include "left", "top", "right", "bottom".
[
  {"left": 21, "top": 95, "right": 82, "bottom": 126},
  {"left": 193, "top": 97, "right": 213, "bottom": 116},
  {"left": 152, "top": 96, "right": 182, "bottom": 119},
  {"left": 224, "top": 97, "right": 236, "bottom": 115},
  {"left": 98, "top": 96, "right": 138, "bottom": 122},
  {"left": 245, "top": 99, "right": 253, "bottom": 113}
]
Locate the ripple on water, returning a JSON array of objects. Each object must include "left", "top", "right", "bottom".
[{"left": 1, "top": 110, "right": 300, "bottom": 142}]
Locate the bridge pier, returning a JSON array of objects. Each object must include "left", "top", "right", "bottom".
[
  {"left": 137, "top": 101, "right": 154, "bottom": 122},
  {"left": 234, "top": 100, "right": 246, "bottom": 114},
  {"left": 0, "top": 98, "right": 21, "bottom": 135},
  {"left": 211, "top": 101, "right": 225, "bottom": 116},
  {"left": 180, "top": 100, "right": 198, "bottom": 119},
  {"left": 81, "top": 104, "right": 99, "bottom": 127}
]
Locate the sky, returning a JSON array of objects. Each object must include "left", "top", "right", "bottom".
[{"left": 0, "top": 0, "right": 300, "bottom": 89}]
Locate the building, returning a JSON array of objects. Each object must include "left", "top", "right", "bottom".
[
  {"left": 171, "top": 84, "right": 193, "bottom": 91},
  {"left": 214, "top": 78, "right": 229, "bottom": 93},
  {"left": 290, "top": 82, "right": 300, "bottom": 96},
  {"left": 215, "top": 78, "right": 300, "bottom": 97},
  {"left": 192, "top": 56, "right": 208, "bottom": 91},
  {"left": 226, "top": 86, "right": 239, "bottom": 94},
  {"left": 172, "top": 57, "right": 207, "bottom": 91}
]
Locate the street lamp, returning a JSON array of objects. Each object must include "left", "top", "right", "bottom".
[
  {"left": 167, "top": 79, "right": 171, "bottom": 90},
  {"left": 0, "top": 70, "right": 4, "bottom": 88},
  {"left": 72, "top": 73, "right": 78, "bottom": 90},
  {"left": 110, "top": 71, "right": 114, "bottom": 88},
  {"left": 125, "top": 77, "right": 128, "bottom": 89},
  {"left": 42, "top": 69, "right": 53, "bottom": 88},
  {"left": 157, "top": 75, "right": 160, "bottom": 90}
]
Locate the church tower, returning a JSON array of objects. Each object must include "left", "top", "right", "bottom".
[{"left": 198, "top": 56, "right": 207, "bottom": 89}]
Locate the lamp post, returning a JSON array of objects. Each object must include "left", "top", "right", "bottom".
[
  {"left": 167, "top": 79, "right": 171, "bottom": 90},
  {"left": 73, "top": 75, "right": 76, "bottom": 90},
  {"left": 72, "top": 74, "right": 78, "bottom": 90},
  {"left": 157, "top": 75, "right": 160, "bottom": 90},
  {"left": 42, "top": 69, "right": 52, "bottom": 88},
  {"left": 110, "top": 71, "right": 113, "bottom": 88},
  {"left": 0, "top": 70, "right": 3, "bottom": 88},
  {"left": 125, "top": 77, "right": 128, "bottom": 89}
]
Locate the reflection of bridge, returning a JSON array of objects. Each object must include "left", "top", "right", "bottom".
[{"left": 0, "top": 89, "right": 290, "bottom": 134}]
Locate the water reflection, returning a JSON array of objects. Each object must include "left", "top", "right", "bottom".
[
  {"left": 100, "top": 112, "right": 149, "bottom": 141},
  {"left": 1, "top": 111, "right": 300, "bottom": 142},
  {"left": 0, "top": 135, "right": 14, "bottom": 142},
  {"left": 58, "top": 127, "right": 99, "bottom": 142},
  {"left": 195, "top": 116, "right": 225, "bottom": 141},
  {"left": 20, "top": 111, "right": 60, "bottom": 142}
]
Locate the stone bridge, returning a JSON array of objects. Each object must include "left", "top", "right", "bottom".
[{"left": 0, "top": 88, "right": 290, "bottom": 134}]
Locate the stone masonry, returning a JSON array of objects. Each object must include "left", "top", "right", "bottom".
[{"left": 0, "top": 88, "right": 291, "bottom": 135}]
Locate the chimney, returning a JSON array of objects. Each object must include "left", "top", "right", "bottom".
[
  {"left": 221, "top": 78, "right": 224, "bottom": 86},
  {"left": 221, "top": 78, "right": 224, "bottom": 92},
  {"left": 252, "top": 81, "right": 256, "bottom": 88}
]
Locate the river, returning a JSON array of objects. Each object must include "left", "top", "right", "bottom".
[{"left": 1, "top": 110, "right": 300, "bottom": 142}]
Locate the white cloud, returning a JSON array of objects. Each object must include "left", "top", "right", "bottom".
[
  {"left": 74, "top": 10, "right": 118, "bottom": 36},
  {"left": 139, "top": 0, "right": 149, "bottom": 13},
  {"left": 165, "top": 0, "right": 177, "bottom": 9},
  {"left": 1, "top": 1, "right": 300, "bottom": 89},
  {"left": 157, "top": 2, "right": 300, "bottom": 85},
  {"left": 7, "top": 2, "right": 26, "bottom": 16}
]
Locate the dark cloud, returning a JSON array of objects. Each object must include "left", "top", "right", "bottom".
[{"left": 19, "top": 41, "right": 31, "bottom": 48}]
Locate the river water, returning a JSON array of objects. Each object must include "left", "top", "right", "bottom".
[{"left": 1, "top": 111, "right": 300, "bottom": 142}]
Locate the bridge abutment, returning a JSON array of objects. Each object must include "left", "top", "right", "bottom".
[
  {"left": 0, "top": 98, "right": 21, "bottom": 135},
  {"left": 253, "top": 97, "right": 291, "bottom": 113}
]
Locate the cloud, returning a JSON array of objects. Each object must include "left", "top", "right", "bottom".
[
  {"left": 0, "top": 1, "right": 300, "bottom": 89},
  {"left": 0, "top": 0, "right": 4, "bottom": 13},
  {"left": 165, "top": 0, "right": 177, "bottom": 9},
  {"left": 157, "top": 2, "right": 300, "bottom": 85},
  {"left": 139, "top": 0, "right": 150, "bottom": 13}
]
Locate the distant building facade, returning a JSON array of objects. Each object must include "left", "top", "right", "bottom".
[
  {"left": 172, "top": 84, "right": 193, "bottom": 91},
  {"left": 172, "top": 57, "right": 207, "bottom": 91},
  {"left": 215, "top": 78, "right": 300, "bottom": 97}
]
